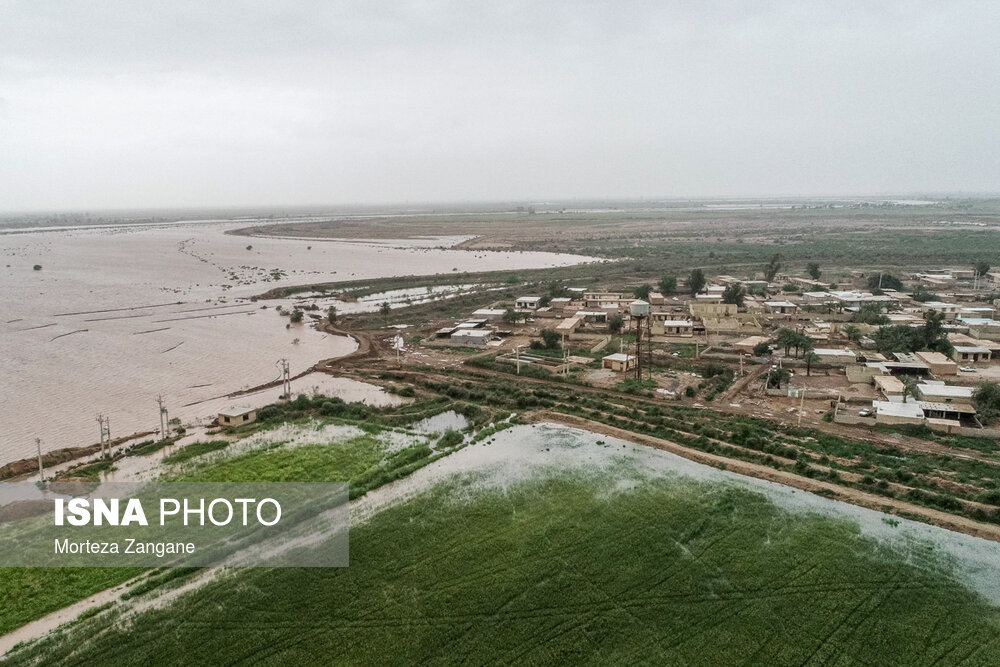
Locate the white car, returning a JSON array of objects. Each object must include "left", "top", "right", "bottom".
[
  {"left": 858, "top": 408, "right": 873, "bottom": 417},
  {"left": 960, "top": 366, "right": 976, "bottom": 372}
]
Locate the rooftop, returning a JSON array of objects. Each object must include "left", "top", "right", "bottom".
[
  {"left": 873, "top": 401, "right": 924, "bottom": 419},
  {"left": 916, "top": 384, "right": 974, "bottom": 399}
]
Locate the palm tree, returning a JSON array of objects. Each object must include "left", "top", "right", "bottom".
[
  {"left": 901, "top": 377, "right": 919, "bottom": 403},
  {"left": 804, "top": 351, "right": 820, "bottom": 376}
]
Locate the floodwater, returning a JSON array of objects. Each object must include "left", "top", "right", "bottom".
[{"left": 0, "top": 220, "right": 592, "bottom": 464}]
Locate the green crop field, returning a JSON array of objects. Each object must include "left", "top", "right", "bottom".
[{"left": 8, "top": 467, "right": 1000, "bottom": 665}]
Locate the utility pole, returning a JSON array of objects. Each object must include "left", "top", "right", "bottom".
[
  {"left": 36, "top": 438, "right": 44, "bottom": 481},
  {"left": 156, "top": 395, "right": 168, "bottom": 439},
  {"left": 104, "top": 417, "right": 111, "bottom": 454},
  {"left": 96, "top": 415, "right": 111, "bottom": 457},
  {"left": 798, "top": 388, "right": 806, "bottom": 426},
  {"left": 97, "top": 413, "right": 105, "bottom": 455},
  {"left": 277, "top": 359, "right": 291, "bottom": 398}
]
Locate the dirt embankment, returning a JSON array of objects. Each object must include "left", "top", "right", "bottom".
[
  {"left": 529, "top": 410, "right": 1000, "bottom": 543},
  {"left": 0, "top": 431, "right": 155, "bottom": 482}
]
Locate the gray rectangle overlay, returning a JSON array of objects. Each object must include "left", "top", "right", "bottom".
[{"left": 0, "top": 482, "right": 349, "bottom": 567}]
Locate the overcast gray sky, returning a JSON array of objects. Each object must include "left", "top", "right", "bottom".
[{"left": 1, "top": 1, "right": 998, "bottom": 211}]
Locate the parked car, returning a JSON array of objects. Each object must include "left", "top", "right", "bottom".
[
  {"left": 858, "top": 408, "right": 873, "bottom": 417},
  {"left": 960, "top": 366, "right": 976, "bottom": 372}
]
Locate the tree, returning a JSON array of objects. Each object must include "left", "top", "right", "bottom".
[
  {"left": 327, "top": 306, "right": 337, "bottom": 324},
  {"left": 776, "top": 328, "right": 797, "bottom": 356},
  {"left": 921, "top": 309, "right": 946, "bottom": 349},
  {"left": 910, "top": 286, "right": 938, "bottom": 303},
  {"left": 842, "top": 324, "right": 862, "bottom": 343},
  {"left": 289, "top": 309, "right": 304, "bottom": 323},
  {"left": 767, "top": 367, "right": 791, "bottom": 389},
  {"left": 901, "top": 377, "right": 919, "bottom": 404},
  {"left": 721, "top": 284, "right": 746, "bottom": 307},
  {"left": 851, "top": 304, "right": 890, "bottom": 325},
  {"left": 502, "top": 307, "right": 519, "bottom": 324},
  {"left": 540, "top": 329, "right": 560, "bottom": 349},
  {"left": 687, "top": 269, "right": 706, "bottom": 295},
  {"left": 866, "top": 273, "right": 903, "bottom": 292},
  {"left": 752, "top": 341, "right": 771, "bottom": 357},
  {"left": 974, "top": 260, "right": 991, "bottom": 279},
  {"left": 633, "top": 284, "right": 652, "bottom": 300},
  {"left": 379, "top": 302, "right": 391, "bottom": 322},
  {"left": 32, "top": 264, "right": 42, "bottom": 271},
  {"left": 796, "top": 334, "right": 814, "bottom": 359},
  {"left": 539, "top": 295, "right": 551, "bottom": 307},
  {"left": 873, "top": 325, "right": 923, "bottom": 354},
  {"left": 658, "top": 275, "right": 677, "bottom": 295},
  {"left": 806, "top": 262, "right": 821, "bottom": 280},
  {"left": 804, "top": 351, "right": 820, "bottom": 376},
  {"left": 974, "top": 381, "right": 1000, "bottom": 423},
  {"left": 763, "top": 254, "right": 782, "bottom": 283},
  {"left": 608, "top": 314, "right": 624, "bottom": 334}
]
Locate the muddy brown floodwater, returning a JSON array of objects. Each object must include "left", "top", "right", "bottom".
[{"left": 0, "top": 219, "right": 593, "bottom": 464}]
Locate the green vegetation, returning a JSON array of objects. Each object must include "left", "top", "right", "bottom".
[
  {"left": 763, "top": 253, "right": 782, "bottom": 282},
  {"left": 687, "top": 268, "right": 705, "bottom": 295},
  {"left": 11, "top": 476, "right": 1000, "bottom": 665},
  {"left": 867, "top": 272, "right": 904, "bottom": 292},
  {"left": 974, "top": 381, "right": 1000, "bottom": 425},
  {"left": 161, "top": 440, "right": 231, "bottom": 465},
  {"left": 0, "top": 568, "right": 142, "bottom": 636},
  {"left": 658, "top": 274, "right": 677, "bottom": 295},
  {"left": 721, "top": 283, "right": 746, "bottom": 306},
  {"left": 806, "top": 261, "right": 821, "bottom": 280}
]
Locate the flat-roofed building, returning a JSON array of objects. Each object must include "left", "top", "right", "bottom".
[
  {"left": 813, "top": 348, "right": 857, "bottom": 364},
  {"left": 602, "top": 353, "right": 637, "bottom": 372},
  {"left": 555, "top": 316, "right": 582, "bottom": 334},
  {"left": 874, "top": 375, "right": 906, "bottom": 402},
  {"left": 913, "top": 350, "right": 958, "bottom": 375},
  {"left": 583, "top": 291, "right": 624, "bottom": 308},
  {"left": 920, "top": 301, "right": 962, "bottom": 320},
  {"left": 472, "top": 308, "right": 507, "bottom": 322},
  {"left": 873, "top": 400, "right": 925, "bottom": 426},
  {"left": 515, "top": 296, "right": 542, "bottom": 310},
  {"left": 764, "top": 300, "right": 798, "bottom": 314},
  {"left": 952, "top": 345, "right": 991, "bottom": 364},
  {"left": 450, "top": 329, "right": 492, "bottom": 347},
  {"left": 916, "top": 383, "right": 974, "bottom": 405},
  {"left": 689, "top": 302, "right": 738, "bottom": 318},
  {"left": 219, "top": 407, "right": 257, "bottom": 427},
  {"left": 650, "top": 316, "right": 693, "bottom": 337}
]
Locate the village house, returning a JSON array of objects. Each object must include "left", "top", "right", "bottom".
[
  {"left": 450, "top": 329, "right": 492, "bottom": 347},
  {"left": 813, "top": 348, "right": 857, "bottom": 365},
  {"left": 873, "top": 375, "right": 906, "bottom": 402},
  {"left": 919, "top": 301, "right": 962, "bottom": 320},
  {"left": 602, "top": 353, "right": 637, "bottom": 372},
  {"left": 218, "top": 407, "right": 257, "bottom": 427},
  {"left": 763, "top": 300, "right": 798, "bottom": 315},
  {"left": 472, "top": 308, "right": 507, "bottom": 322},
  {"left": 915, "top": 382, "right": 975, "bottom": 406},
  {"left": 872, "top": 400, "right": 925, "bottom": 426},
  {"left": 583, "top": 291, "right": 624, "bottom": 308},
  {"left": 650, "top": 315, "right": 693, "bottom": 337},
  {"left": 913, "top": 351, "right": 958, "bottom": 375},
  {"left": 689, "top": 302, "right": 738, "bottom": 319},
  {"left": 952, "top": 345, "right": 991, "bottom": 364},
  {"left": 515, "top": 296, "right": 542, "bottom": 310}
]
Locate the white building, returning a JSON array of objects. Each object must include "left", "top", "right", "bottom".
[{"left": 515, "top": 296, "right": 542, "bottom": 310}]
